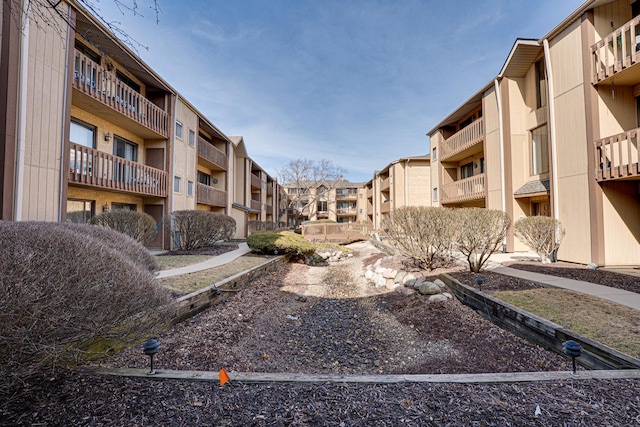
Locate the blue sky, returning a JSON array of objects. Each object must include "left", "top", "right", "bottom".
[{"left": 96, "top": 0, "right": 585, "bottom": 182}]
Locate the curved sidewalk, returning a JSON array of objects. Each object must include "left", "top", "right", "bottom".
[
  {"left": 492, "top": 266, "right": 640, "bottom": 311},
  {"left": 156, "top": 243, "right": 252, "bottom": 278}
]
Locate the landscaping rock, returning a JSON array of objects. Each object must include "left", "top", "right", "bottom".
[
  {"left": 429, "top": 294, "right": 449, "bottom": 303},
  {"left": 394, "top": 271, "right": 407, "bottom": 284},
  {"left": 382, "top": 268, "right": 397, "bottom": 279},
  {"left": 417, "top": 282, "right": 442, "bottom": 295},
  {"left": 402, "top": 273, "right": 417, "bottom": 287}
]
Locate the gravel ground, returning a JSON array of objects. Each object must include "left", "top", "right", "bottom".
[{"left": 3, "top": 242, "right": 640, "bottom": 426}]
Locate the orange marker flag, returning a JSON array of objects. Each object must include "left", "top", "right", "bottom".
[{"left": 219, "top": 368, "right": 230, "bottom": 386}]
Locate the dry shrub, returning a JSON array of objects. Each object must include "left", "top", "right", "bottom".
[
  {"left": 455, "top": 208, "right": 511, "bottom": 273},
  {"left": 0, "top": 222, "right": 174, "bottom": 387},
  {"left": 89, "top": 210, "right": 157, "bottom": 246},
  {"left": 382, "top": 207, "right": 456, "bottom": 270},
  {"left": 514, "top": 216, "right": 565, "bottom": 261},
  {"left": 62, "top": 223, "right": 159, "bottom": 272},
  {"left": 167, "top": 210, "right": 236, "bottom": 251},
  {"left": 248, "top": 220, "right": 276, "bottom": 232}
]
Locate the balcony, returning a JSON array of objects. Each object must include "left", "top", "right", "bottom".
[
  {"left": 336, "top": 207, "right": 357, "bottom": 216},
  {"left": 336, "top": 190, "right": 358, "bottom": 201},
  {"left": 251, "top": 200, "right": 262, "bottom": 211},
  {"left": 196, "top": 183, "right": 227, "bottom": 207},
  {"left": 69, "top": 142, "right": 167, "bottom": 197},
  {"left": 266, "top": 184, "right": 274, "bottom": 196},
  {"left": 197, "top": 136, "right": 227, "bottom": 170},
  {"left": 595, "top": 129, "right": 640, "bottom": 181},
  {"left": 440, "top": 118, "right": 484, "bottom": 162},
  {"left": 591, "top": 16, "right": 640, "bottom": 85},
  {"left": 380, "top": 177, "right": 390, "bottom": 191},
  {"left": 380, "top": 201, "right": 391, "bottom": 214},
  {"left": 441, "top": 174, "right": 486, "bottom": 204},
  {"left": 251, "top": 174, "right": 262, "bottom": 190},
  {"left": 367, "top": 188, "right": 372, "bottom": 198},
  {"left": 72, "top": 50, "right": 168, "bottom": 138}
]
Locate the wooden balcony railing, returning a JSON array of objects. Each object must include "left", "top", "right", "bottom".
[
  {"left": 69, "top": 142, "right": 167, "bottom": 196},
  {"left": 72, "top": 50, "right": 168, "bottom": 138},
  {"left": 440, "top": 118, "right": 484, "bottom": 160},
  {"left": 595, "top": 129, "right": 640, "bottom": 181},
  {"left": 367, "top": 188, "right": 373, "bottom": 198},
  {"left": 336, "top": 191, "right": 358, "bottom": 200},
  {"left": 197, "top": 136, "right": 227, "bottom": 170},
  {"left": 380, "top": 177, "right": 390, "bottom": 191},
  {"left": 336, "top": 208, "right": 357, "bottom": 216},
  {"left": 251, "top": 200, "right": 262, "bottom": 211},
  {"left": 441, "top": 173, "right": 486, "bottom": 204},
  {"left": 196, "top": 183, "right": 227, "bottom": 207},
  {"left": 266, "top": 184, "right": 274, "bottom": 195},
  {"left": 380, "top": 201, "right": 391, "bottom": 214},
  {"left": 591, "top": 15, "right": 640, "bottom": 84},
  {"left": 251, "top": 174, "right": 262, "bottom": 189}
]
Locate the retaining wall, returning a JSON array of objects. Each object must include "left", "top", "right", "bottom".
[{"left": 440, "top": 274, "right": 640, "bottom": 370}]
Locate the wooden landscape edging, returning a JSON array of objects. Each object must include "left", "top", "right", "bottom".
[
  {"left": 440, "top": 274, "right": 640, "bottom": 371},
  {"left": 173, "top": 256, "right": 285, "bottom": 324}
]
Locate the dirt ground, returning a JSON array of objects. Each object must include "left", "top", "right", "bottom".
[{"left": 3, "top": 242, "right": 640, "bottom": 426}]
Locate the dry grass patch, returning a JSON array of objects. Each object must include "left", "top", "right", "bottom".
[
  {"left": 494, "top": 288, "right": 640, "bottom": 358},
  {"left": 155, "top": 255, "right": 212, "bottom": 270},
  {"left": 158, "top": 255, "right": 271, "bottom": 296}
]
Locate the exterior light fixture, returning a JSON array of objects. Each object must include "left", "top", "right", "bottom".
[
  {"left": 102, "top": 203, "right": 110, "bottom": 213},
  {"left": 562, "top": 340, "right": 583, "bottom": 376},
  {"left": 143, "top": 338, "right": 161, "bottom": 375},
  {"left": 475, "top": 276, "right": 484, "bottom": 291},
  {"left": 104, "top": 132, "right": 111, "bottom": 141}
]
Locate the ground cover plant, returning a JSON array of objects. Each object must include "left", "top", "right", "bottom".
[{"left": 0, "top": 222, "right": 173, "bottom": 390}]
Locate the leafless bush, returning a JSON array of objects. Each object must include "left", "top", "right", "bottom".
[
  {"left": 248, "top": 220, "right": 276, "bottom": 233},
  {"left": 167, "top": 211, "right": 236, "bottom": 251},
  {"left": 62, "top": 223, "right": 159, "bottom": 272},
  {"left": 455, "top": 208, "right": 511, "bottom": 273},
  {"left": 514, "top": 216, "right": 565, "bottom": 262},
  {"left": 89, "top": 210, "right": 157, "bottom": 246},
  {"left": 382, "top": 207, "right": 457, "bottom": 270},
  {"left": 0, "top": 222, "right": 174, "bottom": 388}
]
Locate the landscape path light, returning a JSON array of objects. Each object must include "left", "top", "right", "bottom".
[
  {"left": 562, "top": 340, "right": 583, "bottom": 376},
  {"left": 143, "top": 338, "right": 161, "bottom": 375},
  {"left": 475, "top": 276, "right": 484, "bottom": 292}
]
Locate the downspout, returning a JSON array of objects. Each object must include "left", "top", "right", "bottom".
[
  {"left": 58, "top": 4, "right": 72, "bottom": 222},
  {"left": 14, "top": 0, "right": 30, "bottom": 220},
  {"left": 404, "top": 159, "right": 409, "bottom": 205},
  {"left": 543, "top": 39, "right": 560, "bottom": 223},
  {"left": 169, "top": 95, "right": 177, "bottom": 250},
  {"left": 494, "top": 78, "right": 507, "bottom": 252}
]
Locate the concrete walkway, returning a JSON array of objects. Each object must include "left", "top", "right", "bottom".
[{"left": 156, "top": 243, "right": 252, "bottom": 278}]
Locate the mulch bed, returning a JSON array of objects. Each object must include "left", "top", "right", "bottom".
[
  {"left": 158, "top": 243, "right": 240, "bottom": 257},
  {"left": 3, "top": 249, "right": 640, "bottom": 426}
]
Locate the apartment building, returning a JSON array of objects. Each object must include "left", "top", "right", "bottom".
[
  {"left": 428, "top": 0, "right": 640, "bottom": 267},
  {"left": 367, "top": 156, "right": 432, "bottom": 230},
  {"left": 0, "top": 0, "right": 281, "bottom": 247},
  {"left": 284, "top": 179, "right": 368, "bottom": 226}
]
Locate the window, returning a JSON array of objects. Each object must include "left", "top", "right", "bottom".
[
  {"left": 460, "top": 115, "right": 474, "bottom": 129},
  {"left": 460, "top": 162, "right": 474, "bottom": 179},
  {"left": 175, "top": 121, "right": 183, "bottom": 139},
  {"left": 433, "top": 188, "right": 438, "bottom": 202},
  {"left": 536, "top": 60, "right": 547, "bottom": 109},
  {"left": 317, "top": 201, "right": 328, "bottom": 212},
  {"left": 480, "top": 157, "right": 485, "bottom": 173},
  {"left": 188, "top": 130, "right": 195, "bottom": 147},
  {"left": 113, "top": 137, "right": 137, "bottom": 161},
  {"left": 69, "top": 120, "right": 95, "bottom": 175},
  {"left": 66, "top": 199, "right": 94, "bottom": 223},
  {"left": 198, "top": 171, "right": 211, "bottom": 186},
  {"left": 112, "top": 203, "right": 136, "bottom": 211},
  {"left": 531, "top": 126, "right": 549, "bottom": 175},
  {"left": 116, "top": 70, "right": 141, "bottom": 93},
  {"left": 174, "top": 176, "right": 181, "bottom": 193},
  {"left": 187, "top": 180, "right": 194, "bottom": 196},
  {"left": 318, "top": 185, "right": 327, "bottom": 196},
  {"left": 432, "top": 147, "right": 437, "bottom": 161}
]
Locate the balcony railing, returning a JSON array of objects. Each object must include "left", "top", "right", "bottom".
[
  {"left": 69, "top": 142, "right": 167, "bottom": 197},
  {"left": 197, "top": 136, "right": 227, "bottom": 170},
  {"left": 595, "top": 129, "right": 640, "bottom": 181},
  {"left": 251, "top": 174, "right": 262, "bottom": 189},
  {"left": 367, "top": 188, "right": 373, "bottom": 198},
  {"left": 380, "top": 177, "right": 390, "bottom": 190},
  {"left": 72, "top": 50, "right": 168, "bottom": 138},
  {"left": 380, "top": 201, "right": 391, "bottom": 214},
  {"left": 266, "top": 184, "right": 274, "bottom": 195},
  {"left": 441, "top": 174, "right": 486, "bottom": 204},
  {"left": 336, "top": 192, "right": 358, "bottom": 201},
  {"left": 196, "top": 183, "right": 227, "bottom": 207},
  {"left": 251, "top": 200, "right": 262, "bottom": 211},
  {"left": 336, "top": 207, "right": 357, "bottom": 216},
  {"left": 591, "top": 15, "right": 640, "bottom": 84},
  {"left": 440, "top": 118, "right": 484, "bottom": 161}
]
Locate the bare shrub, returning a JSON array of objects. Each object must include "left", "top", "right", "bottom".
[
  {"left": 167, "top": 211, "right": 236, "bottom": 251},
  {"left": 455, "top": 208, "right": 511, "bottom": 273},
  {"left": 62, "top": 223, "right": 159, "bottom": 272},
  {"left": 514, "top": 216, "right": 565, "bottom": 262},
  {"left": 382, "top": 207, "right": 457, "bottom": 270},
  {"left": 248, "top": 220, "right": 276, "bottom": 233},
  {"left": 89, "top": 210, "right": 157, "bottom": 246},
  {"left": 0, "top": 222, "right": 174, "bottom": 387}
]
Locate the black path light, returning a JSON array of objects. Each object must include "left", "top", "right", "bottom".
[
  {"left": 562, "top": 340, "right": 583, "bottom": 376},
  {"left": 475, "top": 276, "right": 484, "bottom": 292},
  {"left": 143, "top": 338, "right": 161, "bottom": 375}
]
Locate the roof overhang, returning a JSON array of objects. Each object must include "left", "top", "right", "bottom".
[{"left": 498, "top": 39, "right": 542, "bottom": 79}]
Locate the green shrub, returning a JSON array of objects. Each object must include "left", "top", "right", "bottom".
[
  {"left": 167, "top": 211, "right": 236, "bottom": 251},
  {"left": 0, "top": 221, "right": 174, "bottom": 386},
  {"left": 247, "top": 230, "right": 316, "bottom": 258},
  {"left": 63, "top": 223, "right": 159, "bottom": 272},
  {"left": 514, "top": 216, "right": 565, "bottom": 261},
  {"left": 89, "top": 210, "right": 157, "bottom": 246}
]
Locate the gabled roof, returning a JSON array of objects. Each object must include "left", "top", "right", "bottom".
[{"left": 498, "top": 39, "right": 542, "bottom": 79}]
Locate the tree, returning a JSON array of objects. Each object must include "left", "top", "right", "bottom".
[
  {"left": 455, "top": 208, "right": 511, "bottom": 273},
  {"left": 514, "top": 216, "right": 565, "bottom": 262},
  {"left": 278, "top": 158, "right": 345, "bottom": 227}
]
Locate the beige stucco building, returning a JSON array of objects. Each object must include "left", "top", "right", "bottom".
[
  {"left": 0, "top": 0, "right": 282, "bottom": 247},
  {"left": 428, "top": 0, "right": 640, "bottom": 267}
]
